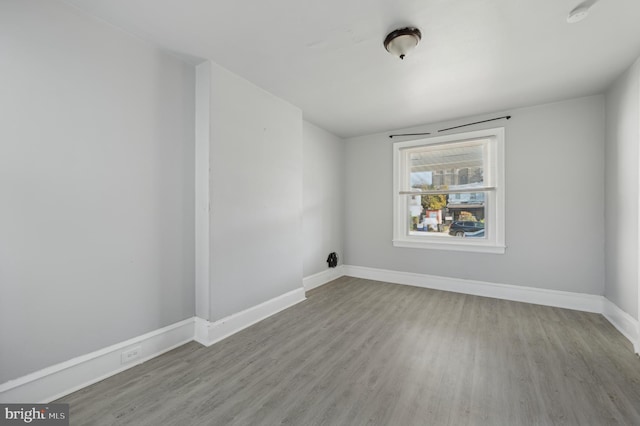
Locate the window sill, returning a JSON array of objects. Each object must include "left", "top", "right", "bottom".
[{"left": 392, "top": 239, "right": 506, "bottom": 254}]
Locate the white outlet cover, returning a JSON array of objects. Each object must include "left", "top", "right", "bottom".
[{"left": 121, "top": 345, "right": 142, "bottom": 364}]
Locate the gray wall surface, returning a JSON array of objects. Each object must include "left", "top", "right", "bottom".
[
  {"left": 344, "top": 96, "right": 605, "bottom": 295},
  {"left": 303, "top": 121, "right": 345, "bottom": 277},
  {"left": 208, "top": 62, "right": 303, "bottom": 321},
  {"left": 0, "top": 1, "right": 195, "bottom": 383},
  {"left": 605, "top": 58, "right": 640, "bottom": 320}
]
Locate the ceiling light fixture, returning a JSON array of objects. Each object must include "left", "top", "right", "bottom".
[
  {"left": 384, "top": 27, "right": 421, "bottom": 60},
  {"left": 567, "top": 4, "right": 590, "bottom": 23}
]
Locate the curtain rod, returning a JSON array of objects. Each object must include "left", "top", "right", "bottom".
[
  {"left": 388, "top": 115, "right": 511, "bottom": 139},
  {"left": 388, "top": 132, "right": 431, "bottom": 139}
]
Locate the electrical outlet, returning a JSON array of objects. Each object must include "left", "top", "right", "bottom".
[{"left": 121, "top": 346, "right": 142, "bottom": 364}]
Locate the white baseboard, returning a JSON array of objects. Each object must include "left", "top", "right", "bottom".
[
  {"left": 343, "top": 265, "right": 604, "bottom": 313},
  {"left": 603, "top": 298, "right": 640, "bottom": 354},
  {"left": 0, "top": 317, "right": 195, "bottom": 403},
  {"left": 0, "top": 287, "right": 306, "bottom": 403},
  {"left": 2, "top": 268, "right": 636, "bottom": 404},
  {"left": 342, "top": 264, "right": 640, "bottom": 353},
  {"left": 303, "top": 265, "right": 344, "bottom": 291},
  {"left": 194, "top": 287, "right": 306, "bottom": 347}
]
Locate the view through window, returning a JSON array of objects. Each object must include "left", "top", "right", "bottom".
[{"left": 407, "top": 140, "right": 487, "bottom": 239}]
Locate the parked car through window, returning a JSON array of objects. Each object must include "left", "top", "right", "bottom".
[{"left": 448, "top": 221, "right": 484, "bottom": 237}]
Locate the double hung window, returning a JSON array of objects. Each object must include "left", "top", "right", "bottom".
[{"left": 392, "top": 127, "right": 505, "bottom": 253}]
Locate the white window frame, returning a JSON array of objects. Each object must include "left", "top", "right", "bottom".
[{"left": 392, "top": 127, "right": 505, "bottom": 254}]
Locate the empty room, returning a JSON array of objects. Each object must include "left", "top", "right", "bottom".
[{"left": 2, "top": 0, "right": 640, "bottom": 424}]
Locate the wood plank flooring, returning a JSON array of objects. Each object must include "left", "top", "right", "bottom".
[{"left": 58, "top": 277, "right": 640, "bottom": 425}]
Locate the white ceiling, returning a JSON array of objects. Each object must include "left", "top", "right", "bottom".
[{"left": 64, "top": 0, "right": 640, "bottom": 138}]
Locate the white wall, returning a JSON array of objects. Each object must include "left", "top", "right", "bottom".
[
  {"left": 344, "top": 96, "right": 605, "bottom": 295},
  {"left": 204, "top": 61, "right": 303, "bottom": 321},
  {"left": 0, "top": 0, "right": 195, "bottom": 383},
  {"left": 302, "top": 121, "right": 344, "bottom": 277},
  {"left": 194, "top": 62, "right": 211, "bottom": 321},
  {"left": 605, "top": 57, "right": 640, "bottom": 321}
]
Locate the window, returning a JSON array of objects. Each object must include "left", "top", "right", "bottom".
[{"left": 392, "top": 127, "right": 505, "bottom": 253}]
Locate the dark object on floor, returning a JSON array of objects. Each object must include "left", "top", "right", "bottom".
[{"left": 327, "top": 252, "right": 338, "bottom": 268}]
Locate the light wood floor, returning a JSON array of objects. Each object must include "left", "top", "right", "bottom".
[{"left": 58, "top": 277, "right": 640, "bottom": 425}]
